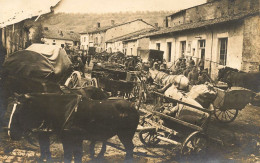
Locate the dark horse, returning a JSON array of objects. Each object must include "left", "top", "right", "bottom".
[
  {"left": 8, "top": 87, "right": 139, "bottom": 162},
  {"left": 218, "top": 67, "right": 260, "bottom": 93}
]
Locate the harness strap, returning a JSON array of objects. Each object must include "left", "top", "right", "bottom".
[{"left": 60, "top": 95, "right": 82, "bottom": 132}]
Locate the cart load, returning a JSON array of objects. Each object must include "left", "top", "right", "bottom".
[
  {"left": 3, "top": 44, "right": 72, "bottom": 83},
  {"left": 137, "top": 49, "right": 164, "bottom": 63},
  {"left": 108, "top": 52, "right": 125, "bottom": 63},
  {"left": 187, "top": 84, "right": 217, "bottom": 108}
]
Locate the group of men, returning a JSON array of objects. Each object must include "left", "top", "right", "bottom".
[{"left": 175, "top": 56, "right": 211, "bottom": 85}]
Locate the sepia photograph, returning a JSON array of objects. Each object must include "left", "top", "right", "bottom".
[{"left": 0, "top": 0, "right": 259, "bottom": 162}]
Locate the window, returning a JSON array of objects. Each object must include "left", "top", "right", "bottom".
[
  {"left": 156, "top": 43, "right": 160, "bottom": 50},
  {"left": 52, "top": 43, "right": 56, "bottom": 45},
  {"left": 95, "top": 37, "right": 98, "bottom": 44},
  {"left": 198, "top": 40, "right": 206, "bottom": 59},
  {"left": 131, "top": 48, "right": 133, "bottom": 55},
  {"left": 53, "top": 40, "right": 55, "bottom": 42},
  {"left": 219, "top": 38, "right": 228, "bottom": 65},
  {"left": 101, "top": 36, "right": 103, "bottom": 43},
  {"left": 84, "top": 37, "right": 86, "bottom": 42},
  {"left": 180, "top": 41, "right": 186, "bottom": 57},
  {"left": 167, "top": 42, "right": 172, "bottom": 62}
]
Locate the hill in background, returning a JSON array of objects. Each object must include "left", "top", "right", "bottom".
[{"left": 39, "top": 11, "right": 174, "bottom": 33}]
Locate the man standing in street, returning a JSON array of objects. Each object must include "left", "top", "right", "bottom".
[{"left": 86, "top": 54, "right": 92, "bottom": 67}]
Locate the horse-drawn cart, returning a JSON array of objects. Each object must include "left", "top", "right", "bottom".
[
  {"left": 137, "top": 91, "right": 213, "bottom": 156},
  {"left": 212, "top": 87, "right": 255, "bottom": 123},
  {"left": 91, "top": 62, "right": 140, "bottom": 98}
]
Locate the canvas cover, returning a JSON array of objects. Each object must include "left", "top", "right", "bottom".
[
  {"left": 137, "top": 49, "right": 164, "bottom": 62},
  {"left": 3, "top": 44, "right": 72, "bottom": 82}
]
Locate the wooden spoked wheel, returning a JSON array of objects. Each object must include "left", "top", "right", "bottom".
[
  {"left": 139, "top": 120, "right": 161, "bottom": 146},
  {"left": 214, "top": 107, "right": 238, "bottom": 123},
  {"left": 181, "top": 131, "right": 207, "bottom": 156},
  {"left": 90, "top": 78, "right": 98, "bottom": 87},
  {"left": 64, "top": 71, "right": 81, "bottom": 88}
]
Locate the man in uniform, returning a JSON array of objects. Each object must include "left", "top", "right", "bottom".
[
  {"left": 188, "top": 67, "right": 199, "bottom": 85},
  {"left": 197, "top": 69, "right": 210, "bottom": 84}
]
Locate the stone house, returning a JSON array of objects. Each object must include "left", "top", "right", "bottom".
[
  {"left": 147, "top": 0, "right": 259, "bottom": 79},
  {"left": 42, "top": 29, "right": 80, "bottom": 50},
  {"left": 80, "top": 19, "right": 154, "bottom": 53},
  {"left": 105, "top": 28, "right": 156, "bottom": 54}
]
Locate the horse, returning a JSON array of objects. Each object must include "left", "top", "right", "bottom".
[
  {"left": 218, "top": 67, "right": 260, "bottom": 92},
  {"left": 8, "top": 88, "right": 139, "bottom": 162},
  {"left": 148, "top": 68, "right": 189, "bottom": 90}
]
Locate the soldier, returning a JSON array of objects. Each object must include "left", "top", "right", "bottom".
[
  {"left": 197, "top": 69, "right": 210, "bottom": 84},
  {"left": 188, "top": 67, "right": 199, "bottom": 85},
  {"left": 198, "top": 56, "right": 205, "bottom": 71}
]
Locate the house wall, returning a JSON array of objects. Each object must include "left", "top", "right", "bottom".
[
  {"left": 105, "top": 20, "right": 153, "bottom": 42},
  {"left": 1, "top": 19, "right": 42, "bottom": 57},
  {"left": 43, "top": 38, "right": 74, "bottom": 48},
  {"left": 124, "top": 41, "right": 137, "bottom": 56},
  {"left": 149, "top": 21, "right": 244, "bottom": 80},
  {"left": 106, "top": 41, "right": 123, "bottom": 53},
  {"left": 242, "top": 15, "right": 260, "bottom": 72},
  {"left": 89, "top": 32, "right": 106, "bottom": 52},
  {"left": 80, "top": 34, "right": 89, "bottom": 50},
  {"left": 167, "top": 0, "right": 259, "bottom": 26},
  {"left": 123, "top": 38, "right": 150, "bottom": 56},
  {"left": 169, "top": 12, "right": 186, "bottom": 27}
]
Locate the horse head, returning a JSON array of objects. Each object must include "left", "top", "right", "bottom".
[{"left": 9, "top": 93, "right": 46, "bottom": 140}]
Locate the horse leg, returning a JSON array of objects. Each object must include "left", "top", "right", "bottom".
[
  {"left": 38, "top": 131, "right": 52, "bottom": 162},
  {"left": 72, "top": 138, "right": 83, "bottom": 163},
  {"left": 61, "top": 134, "right": 73, "bottom": 163},
  {"left": 97, "top": 141, "right": 107, "bottom": 158},
  {"left": 117, "top": 131, "right": 135, "bottom": 161},
  {"left": 89, "top": 141, "right": 95, "bottom": 159},
  {"left": 89, "top": 141, "right": 107, "bottom": 159}
]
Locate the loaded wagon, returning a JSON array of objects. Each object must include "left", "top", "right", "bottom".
[
  {"left": 91, "top": 62, "right": 140, "bottom": 98},
  {"left": 137, "top": 90, "right": 213, "bottom": 156}
]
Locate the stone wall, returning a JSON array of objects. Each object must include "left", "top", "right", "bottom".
[
  {"left": 242, "top": 15, "right": 260, "bottom": 72},
  {"left": 105, "top": 20, "right": 153, "bottom": 42},
  {"left": 168, "top": 0, "right": 259, "bottom": 26}
]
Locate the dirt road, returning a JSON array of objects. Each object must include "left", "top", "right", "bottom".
[{"left": 0, "top": 103, "right": 259, "bottom": 162}]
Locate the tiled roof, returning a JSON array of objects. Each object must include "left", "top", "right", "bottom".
[
  {"left": 43, "top": 29, "right": 80, "bottom": 41},
  {"left": 146, "top": 10, "right": 259, "bottom": 37},
  {"left": 105, "top": 28, "right": 157, "bottom": 43},
  {"left": 80, "top": 19, "right": 153, "bottom": 34},
  {"left": 80, "top": 25, "right": 112, "bottom": 34}
]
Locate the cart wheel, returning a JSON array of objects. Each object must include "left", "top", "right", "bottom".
[
  {"left": 214, "top": 107, "right": 238, "bottom": 123},
  {"left": 90, "top": 78, "right": 98, "bottom": 88},
  {"left": 139, "top": 121, "right": 161, "bottom": 146},
  {"left": 64, "top": 71, "right": 81, "bottom": 88},
  {"left": 181, "top": 131, "right": 207, "bottom": 156}
]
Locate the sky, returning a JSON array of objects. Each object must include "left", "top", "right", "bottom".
[{"left": 0, "top": 0, "right": 206, "bottom": 22}]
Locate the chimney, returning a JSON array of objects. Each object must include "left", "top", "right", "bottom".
[
  {"left": 97, "top": 22, "right": 101, "bottom": 28},
  {"left": 154, "top": 23, "right": 158, "bottom": 28},
  {"left": 111, "top": 20, "right": 115, "bottom": 26}
]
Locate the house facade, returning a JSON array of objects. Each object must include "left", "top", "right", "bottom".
[
  {"left": 80, "top": 22, "right": 114, "bottom": 52},
  {"left": 147, "top": 0, "right": 259, "bottom": 79},
  {"left": 42, "top": 29, "right": 80, "bottom": 50},
  {"left": 123, "top": 37, "right": 150, "bottom": 56},
  {"left": 105, "top": 28, "right": 156, "bottom": 54},
  {"left": 80, "top": 19, "right": 154, "bottom": 53}
]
